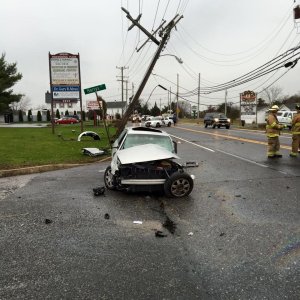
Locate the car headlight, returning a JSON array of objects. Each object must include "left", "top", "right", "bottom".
[
  {"left": 214, "top": 118, "right": 219, "bottom": 122},
  {"left": 227, "top": 118, "right": 231, "bottom": 122}
]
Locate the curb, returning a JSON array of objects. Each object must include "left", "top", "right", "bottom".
[{"left": 0, "top": 157, "right": 111, "bottom": 178}]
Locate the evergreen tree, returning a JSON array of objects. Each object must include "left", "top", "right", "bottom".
[
  {"left": 46, "top": 110, "right": 51, "bottom": 121},
  {"left": 27, "top": 109, "right": 32, "bottom": 122},
  {"left": 150, "top": 102, "right": 160, "bottom": 116},
  {"left": 65, "top": 110, "right": 69, "bottom": 116},
  {"left": 18, "top": 110, "right": 23, "bottom": 122},
  {"left": 37, "top": 111, "right": 42, "bottom": 122},
  {"left": 81, "top": 110, "right": 86, "bottom": 121},
  {"left": 55, "top": 109, "right": 60, "bottom": 119},
  {"left": 0, "top": 53, "right": 23, "bottom": 113},
  {"left": 141, "top": 103, "right": 151, "bottom": 115}
]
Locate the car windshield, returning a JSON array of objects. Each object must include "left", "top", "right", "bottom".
[
  {"left": 122, "top": 134, "right": 173, "bottom": 152},
  {"left": 151, "top": 117, "right": 161, "bottom": 120},
  {"left": 215, "top": 114, "right": 226, "bottom": 118}
]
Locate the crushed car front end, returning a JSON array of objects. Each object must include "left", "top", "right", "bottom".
[{"left": 104, "top": 144, "right": 194, "bottom": 197}]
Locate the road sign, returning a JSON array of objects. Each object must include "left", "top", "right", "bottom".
[
  {"left": 86, "top": 100, "right": 101, "bottom": 110},
  {"left": 84, "top": 84, "right": 106, "bottom": 95}
]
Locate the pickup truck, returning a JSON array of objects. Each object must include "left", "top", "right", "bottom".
[{"left": 276, "top": 111, "right": 297, "bottom": 129}]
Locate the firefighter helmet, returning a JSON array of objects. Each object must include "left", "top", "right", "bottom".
[
  {"left": 269, "top": 105, "right": 279, "bottom": 111},
  {"left": 295, "top": 103, "right": 300, "bottom": 110}
]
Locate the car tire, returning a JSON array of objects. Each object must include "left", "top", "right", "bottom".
[
  {"left": 164, "top": 172, "right": 193, "bottom": 198},
  {"left": 156, "top": 123, "right": 161, "bottom": 127},
  {"left": 204, "top": 123, "right": 208, "bottom": 128},
  {"left": 167, "top": 122, "right": 171, "bottom": 127},
  {"left": 218, "top": 125, "right": 221, "bottom": 128},
  {"left": 212, "top": 124, "right": 216, "bottom": 129},
  {"left": 104, "top": 166, "right": 116, "bottom": 190},
  {"left": 226, "top": 125, "right": 230, "bottom": 129}
]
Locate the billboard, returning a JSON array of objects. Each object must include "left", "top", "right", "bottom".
[
  {"left": 240, "top": 90, "right": 257, "bottom": 116},
  {"left": 52, "top": 86, "right": 80, "bottom": 99},
  {"left": 49, "top": 53, "right": 79, "bottom": 85},
  {"left": 49, "top": 52, "right": 81, "bottom": 102}
]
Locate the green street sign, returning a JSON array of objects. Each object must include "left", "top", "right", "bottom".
[{"left": 84, "top": 84, "right": 106, "bottom": 95}]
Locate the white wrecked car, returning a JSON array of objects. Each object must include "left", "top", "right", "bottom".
[{"left": 104, "top": 127, "right": 194, "bottom": 197}]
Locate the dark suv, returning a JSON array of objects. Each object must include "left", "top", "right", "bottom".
[{"left": 204, "top": 113, "right": 231, "bottom": 129}]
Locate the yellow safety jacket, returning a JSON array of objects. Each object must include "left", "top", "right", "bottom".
[
  {"left": 266, "top": 113, "right": 283, "bottom": 137},
  {"left": 291, "top": 112, "right": 300, "bottom": 135}
]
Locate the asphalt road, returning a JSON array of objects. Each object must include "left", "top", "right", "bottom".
[{"left": 0, "top": 124, "right": 299, "bottom": 299}]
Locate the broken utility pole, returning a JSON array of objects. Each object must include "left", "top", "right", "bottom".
[{"left": 116, "top": 7, "right": 183, "bottom": 136}]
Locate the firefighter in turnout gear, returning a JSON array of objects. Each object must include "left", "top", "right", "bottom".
[
  {"left": 266, "top": 105, "right": 285, "bottom": 158},
  {"left": 290, "top": 103, "right": 300, "bottom": 157}
]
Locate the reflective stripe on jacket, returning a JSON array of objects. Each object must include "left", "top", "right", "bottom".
[
  {"left": 291, "top": 113, "right": 300, "bottom": 135},
  {"left": 266, "top": 113, "right": 282, "bottom": 137}
]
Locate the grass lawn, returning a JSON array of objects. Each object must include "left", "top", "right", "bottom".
[{"left": 0, "top": 123, "right": 116, "bottom": 170}]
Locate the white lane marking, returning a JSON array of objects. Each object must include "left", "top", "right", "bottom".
[
  {"left": 215, "top": 149, "right": 268, "bottom": 168},
  {"left": 173, "top": 129, "right": 290, "bottom": 173},
  {"left": 170, "top": 134, "right": 215, "bottom": 152}
]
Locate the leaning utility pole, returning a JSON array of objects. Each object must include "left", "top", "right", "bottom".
[{"left": 116, "top": 7, "right": 183, "bottom": 135}]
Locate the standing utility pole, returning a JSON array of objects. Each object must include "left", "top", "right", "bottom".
[
  {"left": 176, "top": 73, "right": 179, "bottom": 119},
  {"left": 116, "top": 7, "right": 183, "bottom": 135},
  {"left": 197, "top": 73, "right": 200, "bottom": 120},
  {"left": 225, "top": 89, "right": 228, "bottom": 116},
  {"left": 116, "top": 66, "right": 128, "bottom": 116}
]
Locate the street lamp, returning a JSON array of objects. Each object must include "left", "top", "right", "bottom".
[{"left": 160, "top": 54, "right": 183, "bottom": 64}]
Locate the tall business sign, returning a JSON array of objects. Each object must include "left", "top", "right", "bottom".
[
  {"left": 239, "top": 90, "right": 257, "bottom": 124},
  {"left": 48, "top": 52, "right": 83, "bottom": 132}
]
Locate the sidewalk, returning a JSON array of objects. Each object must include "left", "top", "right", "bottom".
[{"left": 0, "top": 157, "right": 111, "bottom": 178}]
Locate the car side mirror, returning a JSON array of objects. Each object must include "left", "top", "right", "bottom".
[{"left": 173, "top": 141, "right": 178, "bottom": 154}]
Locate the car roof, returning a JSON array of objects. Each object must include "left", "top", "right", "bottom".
[{"left": 126, "top": 126, "right": 169, "bottom": 136}]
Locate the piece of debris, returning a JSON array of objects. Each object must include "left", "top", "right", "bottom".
[
  {"left": 235, "top": 194, "right": 242, "bottom": 198},
  {"left": 163, "top": 217, "right": 176, "bottom": 234},
  {"left": 104, "top": 213, "right": 110, "bottom": 220},
  {"left": 77, "top": 131, "right": 100, "bottom": 141},
  {"left": 82, "top": 148, "right": 104, "bottom": 157},
  {"left": 133, "top": 221, "right": 143, "bottom": 225},
  {"left": 93, "top": 186, "right": 105, "bottom": 196},
  {"left": 188, "top": 232, "right": 194, "bottom": 236},
  {"left": 155, "top": 230, "right": 167, "bottom": 237},
  {"left": 183, "top": 161, "right": 199, "bottom": 168},
  {"left": 219, "top": 232, "right": 226, "bottom": 237},
  {"left": 44, "top": 218, "right": 53, "bottom": 224}
]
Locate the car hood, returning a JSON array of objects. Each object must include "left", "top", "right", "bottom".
[{"left": 116, "top": 144, "right": 179, "bottom": 164}]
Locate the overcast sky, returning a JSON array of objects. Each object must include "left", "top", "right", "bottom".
[{"left": 1, "top": 0, "right": 300, "bottom": 111}]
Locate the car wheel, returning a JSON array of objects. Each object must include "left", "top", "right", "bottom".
[
  {"left": 205, "top": 123, "right": 208, "bottom": 128},
  {"left": 164, "top": 172, "right": 194, "bottom": 198},
  {"left": 167, "top": 122, "right": 171, "bottom": 127},
  {"left": 104, "top": 166, "right": 116, "bottom": 190},
  {"left": 156, "top": 123, "right": 161, "bottom": 127},
  {"left": 218, "top": 125, "right": 221, "bottom": 128},
  {"left": 226, "top": 125, "right": 230, "bottom": 129},
  {"left": 212, "top": 124, "right": 216, "bottom": 129}
]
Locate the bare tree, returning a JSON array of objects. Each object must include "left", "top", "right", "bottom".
[
  {"left": 259, "top": 85, "right": 283, "bottom": 105},
  {"left": 9, "top": 96, "right": 31, "bottom": 111}
]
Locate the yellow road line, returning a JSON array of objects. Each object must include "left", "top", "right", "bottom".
[{"left": 176, "top": 126, "right": 292, "bottom": 150}]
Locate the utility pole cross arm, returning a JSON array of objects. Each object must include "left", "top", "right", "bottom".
[{"left": 121, "top": 7, "right": 160, "bottom": 45}]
